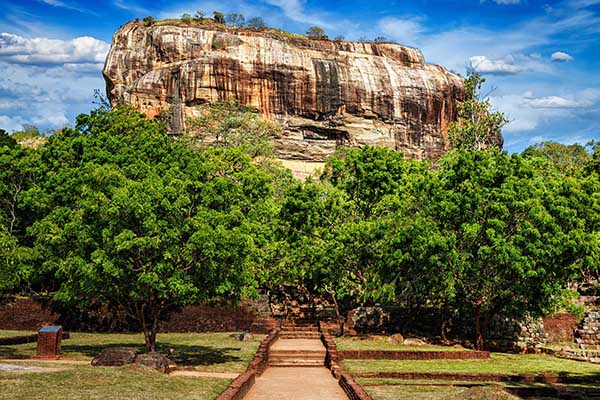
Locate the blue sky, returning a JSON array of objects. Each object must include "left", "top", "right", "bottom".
[{"left": 0, "top": 0, "right": 599, "bottom": 152}]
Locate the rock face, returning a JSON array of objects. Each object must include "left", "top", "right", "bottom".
[{"left": 103, "top": 21, "right": 464, "bottom": 169}]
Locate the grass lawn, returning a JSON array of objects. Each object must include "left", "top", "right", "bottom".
[
  {"left": 362, "top": 384, "right": 520, "bottom": 400},
  {"left": 0, "top": 330, "right": 264, "bottom": 373},
  {"left": 335, "top": 336, "right": 467, "bottom": 352},
  {"left": 344, "top": 353, "right": 600, "bottom": 377},
  {"left": 0, "top": 363, "right": 230, "bottom": 400},
  {"left": 0, "top": 330, "right": 35, "bottom": 339}
]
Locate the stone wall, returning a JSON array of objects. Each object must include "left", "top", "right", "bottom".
[
  {"left": 575, "top": 311, "right": 600, "bottom": 346},
  {"left": 484, "top": 315, "right": 548, "bottom": 353}
]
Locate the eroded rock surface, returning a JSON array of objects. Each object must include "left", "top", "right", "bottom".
[{"left": 104, "top": 22, "right": 465, "bottom": 166}]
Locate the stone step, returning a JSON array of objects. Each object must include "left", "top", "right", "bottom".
[
  {"left": 269, "top": 353, "right": 325, "bottom": 360},
  {"left": 268, "top": 359, "right": 325, "bottom": 367},
  {"left": 280, "top": 332, "right": 321, "bottom": 339},
  {"left": 281, "top": 326, "right": 319, "bottom": 332}
]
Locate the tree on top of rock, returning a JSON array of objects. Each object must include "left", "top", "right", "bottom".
[
  {"left": 247, "top": 17, "right": 266, "bottom": 29},
  {"left": 306, "top": 26, "right": 327, "bottom": 39},
  {"left": 225, "top": 13, "right": 245, "bottom": 27},
  {"left": 448, "top": 72, "right": 507, "bottom": 151}
]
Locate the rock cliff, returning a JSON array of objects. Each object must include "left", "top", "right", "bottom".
[{"left": 103, "top": 21, "right": 464, "bottom": 171}]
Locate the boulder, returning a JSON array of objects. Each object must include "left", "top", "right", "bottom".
[
  {"left": 389, "top": 333, "right": 405, "bottom": 345},
  {"left": 133, "top": 353, "right": 176, "bottom": 373},
  {"left": 91, "top": 347, "right": 140, "bottom": 367},
  {"left": 402, "top": 338, "right": 427, "bottom": 346},
  {"left": 230, "top": 332, "right": 254, "bottom": 341}
]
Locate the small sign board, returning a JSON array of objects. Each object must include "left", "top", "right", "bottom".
[{"left": 39, "top": 326, "right": 62, "bottom": 333}]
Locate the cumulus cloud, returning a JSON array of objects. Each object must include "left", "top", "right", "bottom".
[
  {"left": 525, "top": 96, "right": 585, "bottom": 108},
  {"left": 0, "top": 115, "right": 26, "bottom": 132},
  {"left": 468, "top": 55, "right": 527, "bottom": 75},
  {"left": 551, "top": 51, "right": 574, "bottom": 62},
  {"left": 0, "top": 33, "right": 109, "bottom": 67}
]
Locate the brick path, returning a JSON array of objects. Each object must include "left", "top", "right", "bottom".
[{"left": 243, "top": 338, "right": 348, "bottom": 400}]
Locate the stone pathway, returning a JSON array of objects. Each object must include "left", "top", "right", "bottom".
[
  {"left": 243, "top": 338, "right": 348, "bottom": 400},
  {"left": 169, "top": 370, "right": 239, "bottom": 379},
  {"left": 0, "top": 363, "right": 62, "bottom": 373}
]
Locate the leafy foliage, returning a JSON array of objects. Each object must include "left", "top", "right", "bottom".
[
  {"left": 306, "top": 26, "right": 327, "bottom": 39},
  {"left": 448, "top": 72, "right": 507, "bottom": 151},
  {"left": 225, "top": 13, "right": 245, "bottom": 27},
  {"left": 247, "top": 17, "right": 266, "bottom": 29},
  {"left": 25, "top": 106, "right": 273, "bottom": 351},
  {"left": 184, "top": 101, "right": 281, "bottom": 158},
  {"left": 213, "top": 11, "right": 225, "bottom": 24}
]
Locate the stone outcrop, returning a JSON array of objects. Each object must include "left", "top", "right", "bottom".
[
  {"left": 91, "top": 347, "right": 140, "bottom": 366},
  {"left": 103, "top": 21, "right": 465, "bottom": 171}
]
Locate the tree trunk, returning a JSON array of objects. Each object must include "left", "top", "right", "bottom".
[
  {"left": 474, "top": 304, "right": 484, "bottom": 350},
  {"left": 135, "top": 303, "right": 158, "bottom": 353},
  {"left": 328, "top": 289, "right": 344, "bottom": 336}
]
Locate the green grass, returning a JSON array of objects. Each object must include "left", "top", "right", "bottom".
[
  {"left": 344, "top": 353, "right": 600, "bottom": 377},
  {"left": 335, "top": 337, "right": 467, "bottom": 352},
  {"left": 0, "top": 330, "right": 35, "bottom": 339},
  {"left": 0, "top": 364, "right": 230, "bottom": 400},
  {"left": 363, "top": 384, "right": 519, "bottom": 400},
  {"left": 0, "top": 331, "right": 264, "bottom": 373}
]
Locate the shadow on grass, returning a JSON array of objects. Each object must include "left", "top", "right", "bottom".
[
  {"left": 0, "top": 345, "right": 36, "bottom": 359},
  {"left": 58, "top": 343, "right": 244, "bottom": 367}
]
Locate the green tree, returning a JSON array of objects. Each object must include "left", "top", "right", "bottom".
[
  {"left": 30, "top": 107, "right": 272, "bottom": 352},
  {"left": 142, "top": 16, "right": 154, "bottom": 26},
  {"left": 185, "top": 102, "right": 280, "bottom": 158},
  {"left": 213, "top": 11, "right": 225, "bottom": 24},
  {"left": 194, "top": 10, "right": 206, "bottom": 20},
  {"left": 523, "top": 141, "right": 592, "bottom": 176},
  {"left": 448, "top": 72, "right": 507, "bottom": 151},
  {"left": 0, "top": 129, "right": 17, "bottom": 149},
  {"left": 225, "top": 13, "right": 245, "bottom": 27},
  {"left": 306, "top": 26, "right": 326, "bottom": 39},
  {"left": 247, "top": 17, "right": 266, "bottom": 29},
  {"left": 181, "top": 13, "right": 192, "bottom": 23},
  {"left": 430, "top": 149, "right": 592, "bottom": 348}
]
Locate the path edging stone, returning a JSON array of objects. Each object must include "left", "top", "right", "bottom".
[
  {"left": 321, "top": 332, "right": 373, "bottom": 400},
  {"left": 340, "top": 349, "right": 490, "bottom": 360},
  {"left": 215, "top": 328, "right": 280, "bottom": 400}
]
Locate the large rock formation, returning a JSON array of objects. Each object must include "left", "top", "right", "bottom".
[{"left": 103, "top": 21, "right": 464, "bottom": 173}]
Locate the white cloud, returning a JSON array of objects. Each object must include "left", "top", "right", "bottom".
[
  {"left": 525, "top": 96, "right": 585, "bottom": 108},
  {"left": 0, "top": 33, "right": 109, "bottom": 67},
  {"left": 378, "top": 17, "right": 425, "bottom": 46},
  {"left": 551, "top": 51, "right": 574, "bottom": 62},
  {"left": 0, "top": 115, "right": 25, "bottom": 132},
  {"left": 263, "top": 0, "right": 332, "bottom": 27},
  {"left": 113, "top": 0, "right": 151, "bottom": 16},
  {"left": 490, "top": 90, "right": 596, "bottom": 135},
  {"left": 34, "top": 0, "right": 98, "bottom": 15},
  {"left": 468, "top": 55, "right": 527, "bottom": 75}
]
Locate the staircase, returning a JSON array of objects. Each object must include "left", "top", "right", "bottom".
[{"left": 268, "top": 306, "right": 325, "bottom": 367}]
